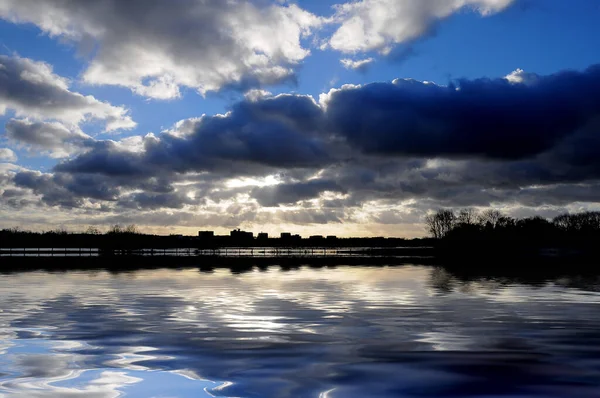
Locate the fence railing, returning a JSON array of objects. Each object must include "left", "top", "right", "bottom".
[{"left": 0, "top": 246, "right": 431, "bottom": 258}]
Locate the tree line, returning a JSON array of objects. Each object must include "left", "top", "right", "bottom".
[
  {"left": 2, "top": 224, "right": 140, "bottom": 236},
  {"left": 425, "top": 209, "right": 600, "bottom": 244},
  {"left": 0, "top": 224, "right": 432, "bottom": 249},
  {"left": 0, "top": 224, "right": 175, "bottom": 250}
]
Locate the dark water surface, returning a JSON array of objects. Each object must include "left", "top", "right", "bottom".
[{"left": 1, "top": 264, "right": 600, "bottom": 397}]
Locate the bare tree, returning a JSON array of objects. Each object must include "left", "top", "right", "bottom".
[
  {"left": 478, "top": 209, "right": 503, "bottom": 228},
  {"left": 553, "top": 211, "right": 600, "bottom": 232},
  {"left": 124, "top": 224, "right": 139, "bottom": 234},
  {"left": 457, "top": 208, "right": 478, "bottom": 225},
  {"left": 424, "top": 209, "right": 456, "bottom": 239},
  {"left": 85, "top": 226, "right": 101, "bottom": 235},
  {"left": 107, "top": 224, "right": 139, "bottom": 234},
  {"left": 107, "top": 224, "right": 123, "bottom": 234},
  {"left": 50, "top": 226, "right": 69, "bottom": 235},
  {"left": 496, "top": 215, "right": 516, "bottom": 229}
]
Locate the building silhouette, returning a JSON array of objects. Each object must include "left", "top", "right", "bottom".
[{"left": 230, "top": 229, "right": 253, "bottom": 240}]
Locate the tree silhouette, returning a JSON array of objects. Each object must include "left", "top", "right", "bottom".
[
  {"left": 457, "top": 208, "right": 478, "bottom": 225},
  {"left": 86, "top": 226, "right": 102, "bottom": 235},
  {"left": 425, "top": 209, "right": 456, "bottom": 239},
  {"left": 478, "top": 209, "right": 503, "bottom": 229}
]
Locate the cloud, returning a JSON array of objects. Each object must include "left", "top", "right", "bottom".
[
  {"left": 118, "top": 191, "right": 200, "bottom": 211},
  {"left": 504, "top": 68, "right": 539, "bottom": 85},
  {"left": 55, "top": 94, "right": 331, "bottom": 176},
  {"left": 274, "top": 208, "right": 345, "bottom": 224},
  {"left": 0, "top": 0, "right": 322, "bottom": 99},
  {"left": 251, "top": 179, "right": 346, "bottom": 207},
  {"left": 0, "top": 148, "right": 17, "bottom": 162},
  {"left": 13, "top": 171, "right": 84, "bottom": 208},
  {"left": 340, "top": 57, "right": 374, "bottom": 71},
  {"left": 6, "top": 63, "right": 600, "bottom": 235},
  {"left": 324, "top": 65, "right": 600, "bottom": 159},
  {"left": 5, "top": 119, "right": 93, "bottom": 158},
  {"left": 2, "top": 355, "right": 142, "bottom": 398},
  {"left": 513, "top": 183, "right": 600, "bottom": 207},
  {"left": 0, "top": 55, "right": 135, "bottom": 131},
  {"left": 327, "top": 0, "right": 514, "bottom": 54},
  {"left": 37, "top": 65, "right": 600, "bottom": 213},
  {"left": 12, "top": 170, "right": 124, "bottom": 207},
  {"left": 244, "top": 89, "right": 273, "bottom": 102}
]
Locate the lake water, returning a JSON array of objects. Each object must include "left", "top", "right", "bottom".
[{"left": 1, "top": 264, "right": 599, "bottom": 397}]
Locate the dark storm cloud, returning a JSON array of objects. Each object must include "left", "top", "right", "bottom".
[
  {"left": 324, "top": 65, "right": 600, "bottom": 159},
  {"left": 145, "top": 101, "right": 328, "bottom": 169},
  {"left": 0, "top": 188, "right": 32, "bottom": 209},
  {"left": 514, "top": 184, "right": 600, "bottom": 207},
  {"left": 58, "top": 64, "right": 600, "bottom": 184},
  {"left": 118, "top": 192, "right": 200, "bottom": 210},
  {"left": 251, "top": 179, "right": 346, "bottom": 207},
  {"left": 56, "top": 141, "right": 146, "bottom": 177},
  {"left": 311, "top": 148, "right": 600, "bottom": 210},
  {"left": 5, "top": 119, "right": 93, "bottom": 157},
  {"left": 246, "top": 94, "right": 325, "bottom": 133},
  {"left": 13, "top": 171, "right": 83, "bottom": 208},
  {"left": 55, "top": 94, "right": 332, "bottom": 177},
  {"left": 13, "top": 171, "right": 121, "bottom": 207},
  {"left": 9, "top": 168, "right": 196, "bottom": 210},
  {"left": 1, "top": 188, "right": 27, "bottom": 198},
  {"left": 15, "top": 64, "right": 600, "bottom": 216},
  {"left": 97, "top": 208, "right": 259, "bottom": 229}
]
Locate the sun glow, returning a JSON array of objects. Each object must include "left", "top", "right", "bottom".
[{"left": 225, "top": 175, "right": 281, "bottom": 188}]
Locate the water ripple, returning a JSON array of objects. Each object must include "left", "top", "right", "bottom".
[{"left": 0, "top": 265, "right": 599, "bottom": 397}]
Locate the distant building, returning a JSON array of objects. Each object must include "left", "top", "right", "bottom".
[
  {"left": 280, "top": 232, "right": 292, "bottom": 239},
  {"left": 230, "top": 229, "right": 253, "bottom": 239},
  {"left": 198, "top": 231, "right": 214, "bottom": 238},
  {"left": 309, "top": 235, "right": 324, "bottom": 240},
  {"left": 326, "top": 235, "right": 337, "bottom": 240},
  {"left": 257, "top": 232, "right": 268, "bottom": 240},
  {"left": 292, "top": 234, "right": 302, "bottom": 241}
]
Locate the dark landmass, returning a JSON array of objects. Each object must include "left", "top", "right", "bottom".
[
  {"left": 0, "top": 227, "right": 433, "bottom": 250},
  {"left": 426, "top": 209, "right": 600, "bottom": 263},
  {"left": 2, "top": 210, "right": 600, "bottom": 275}
]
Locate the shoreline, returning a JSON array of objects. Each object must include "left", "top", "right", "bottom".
[{"left": 1, "top": 251, "right": 599, "bottom": 275}]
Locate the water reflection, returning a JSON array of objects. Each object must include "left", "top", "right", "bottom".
[{"left": 0, "top": 265, "right": 599, "bottom": 397}]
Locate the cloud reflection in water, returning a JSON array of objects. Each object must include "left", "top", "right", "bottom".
[{"left": 0, "top": 265, "right": 599, "bottom": 397}]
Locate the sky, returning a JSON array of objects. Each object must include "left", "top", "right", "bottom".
[{"left": 0, "top": 0, "right": 599, "bottom": 237}]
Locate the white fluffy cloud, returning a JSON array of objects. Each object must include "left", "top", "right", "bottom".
[
  {"left": 504, "top": 68, "right": 540, "bottom": 85},
  {"left": 340, "top": 57, "right": 374, "bottom": 71},
  {"left": 0, "top": 55, "right": 135, "bottom": 131},
  {"left": 0, "top": 148, "right": 17, "bottom": 162},
  {"left": 0, "top": 0, "right": 322, "bottom": 99},
  {"left": 328, "top": 0, "right": 514, "bottom": 54}
]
